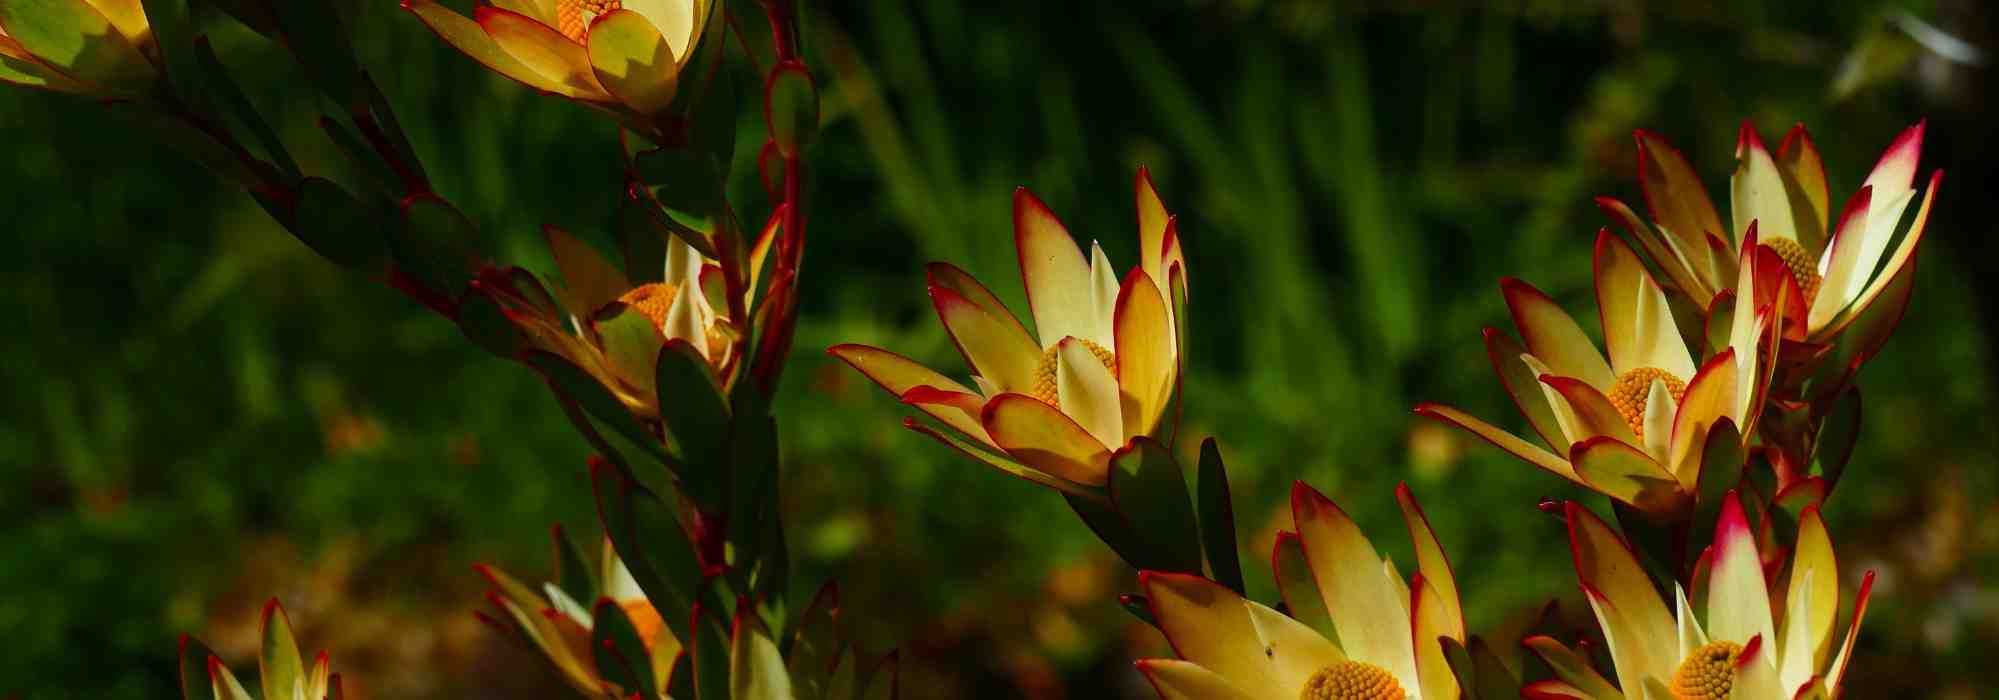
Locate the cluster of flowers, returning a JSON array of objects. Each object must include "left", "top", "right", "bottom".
[{"left": 0, "top": 0, "right": 1939, "bottom": 698}]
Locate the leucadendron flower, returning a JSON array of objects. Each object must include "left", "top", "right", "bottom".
[
  {"left": 0, "top": 0, "right": 159, "bottom": 97},
  {"left": 1597, "top": 122, "right": 1941, "bottom": 355},
  {"left": 406, "top": 0, "right": 713, "bottom": 119},
  {"left": 1526, "top": 494, "right": 1873, "bottom": 699},
  {"left": 830, "top": 168, "right": 1186, "bottom": 495},
  {"left": 178, "top": 599, "right": 346, "bottom": 700},
  {"left": 1417, "top": 231, "right": 1782, "bottom": 519},
  {"left": 1135, "top": 483, "right": 1465, "bottom": 700},
  {"left": 469, "top": 221, "right": 774, "bottom": 418},
  {"left": 475, "top": 528, "right": 682, "bottom": 697}
]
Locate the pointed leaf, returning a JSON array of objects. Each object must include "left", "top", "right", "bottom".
[
  {"left": 258, "top": 599, "right": 304, "bottom": 700},
  {"left": 1196, "top": 438, "right": 1244, "bottom": 594},
  {"left": 1107, "top": 437, "right": 1202, "bottom": 574},
  {"left": 588, "top": 9, "right": 678, "bottom": 114}
]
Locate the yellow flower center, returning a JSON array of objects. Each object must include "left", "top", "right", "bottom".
[
  {"left": 557, "top": 0, "right": 623, "bottom": 42},
  {"left": 1762, "top": 237, "right": 1822, "bottom": 309},
  {"left": 616, "top": 282, "right": 680, "bottom": 331},
  {"left": 1669, "top": 641, "right": 1742, "bottom": 700},
  {"left": 1607, "top": 367, "right": 1687, "bottom": 440},
  {"left": 1299, "top": 660, "right": 1405, "bottom": 700},
  {"left": 1030, "top": 339, "right": 1116, "bottom": 405}
]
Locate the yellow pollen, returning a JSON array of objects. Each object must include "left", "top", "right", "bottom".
[
  {"left": 1299, "top": 660, "right": 1405, "bottom": 700},
  {"left": 616, "top": 282, "right": 679, "bottom": 331},
  {"left": 1669, "top": 641, "right": 1743, "bottom": 700},
  {"left": 1029, "top": 339, "right": 1116, "bottom": 406},
  {"left": 1762, "top": 237, "right": 1822, "bottom": 308},
  {"left": 1607, "top": 367, "right": 1687, "bottom": 440},
  {"left": 557, "top": 0, "right": 623, "bottom": 42}
]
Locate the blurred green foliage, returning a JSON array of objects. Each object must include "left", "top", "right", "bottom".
[{"left": 3, "top": 0, "right": 1995, "bottom": 697}]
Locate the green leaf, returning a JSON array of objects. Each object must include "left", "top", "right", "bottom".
[
  {"left": 268, "top": 0, "right": 357, "bottom": 101},
  {"left": 594, "top": 304, "right": 665, "bottom": 398},
  {"left": 666, "top": 651, "right": 695, "bottom": 700},
  {"left": 118, "top": 106, "right": 263, "bottom": 190},
  {"left": 690, "top": 53, "right": 736, "bottom": 176},
  {"left": 291, "top": 176, "right": 383, "bottom": 268},
  {"left": 727, "top": 409, "right": 779, "bottom": 585},
  {"left": 1688, "top": 418, "right": 1744, "bottom": 575},
  {"left": 632, "top": 146, "right": 726, "bottom": 251},
  {"left": 763, "top": 61, "right": 817, "bottom": 157},
  {"left": 1106, "top": 437, "right": 1203, "bottom": 574},
  {"left": 360, "top": 73, "right": 428, "bottom": 186},
  {"left": 524, "top": 350, "right": 675, "bottom": 468},
  {"left": 591, "top": 462, "right": 697, "bottom": 645},
  {"left": 1195, "top": 438, "right": 1244, "bottom": 594},
  {"left": 1062, "top": 489, "right": 1161, "bottom": 571},
  {"left": 731, "top": 607, "right": 794, "bottom": 700},
  {"left": 192, "top": 37, "right": 298, "bottom": 180},
  {"left": 394, "top": 194, "right": 476, "bottom": 296},
  {"left": 258, "top": 600, "right": 304, "bottom": 700},
  {"left": 691, "top": 604, "right": 730, "bottom": 700},
  {"left": 0, "top": 0, "right": 154, "bottom": 95},
  {"left": 656, "top": 339, "right": 730, "bottom": 507},
  {"left": 587, "top": 8, "right": 678, "bottom": 115},
  {"left": 1813, "top": 387, "right": 1860, "bottom": 490},
  {"left": 140, "top": 0, "right": 200, "bottom": 99},
  {"left": 178, "top": 636, "right": 219, "bottom": 700},
  {"left": 455, "top": 286, "right": 524, "bottom": 357},
  {"left": 786, "top": 582, "right": 840, "bottom": 697},
  {"left": 592, "top": 597, "right": 658, "bottom": 698},
  {"left": 619, "top": 192, "right": 669, "bottom": 284},
  {"left": 550, "top": 524, "right": 596, "bottom": 609}
]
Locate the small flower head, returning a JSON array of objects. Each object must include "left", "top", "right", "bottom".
[
  {"left": 475, "top": 527, "right": 682, "bottom": 698},
  {"left": 179, "top": 599, "right": 345, "bottom": 700},
  {"left": 1134, "top": 483, "right": 1464, "bottom": 700},
  {"left": 406, "top": 0, "right": 714, "bottom": 121},
  {"left": 1417, "top": 230, "right": 1786, "bottom": 519},
  {"left": 831, "top": 168, "right": 1186, "bottom": 493},
  {"left": 1598, "top": 122, "right": 1941, "bottom": 355},
  {"left": 1527, "top": 495, "right": 1875, "bottom": 699}
]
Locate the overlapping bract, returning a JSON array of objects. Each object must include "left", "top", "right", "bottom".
[
  {"left": 831, "top": 168, "right": 1187, "bottom": 494},
  {"left": 1135, "top": 483, "right": 1464, "bottom": 700},
  {"left": 407, "top": 0, "right": 716, "bottom": 121},
  {"left": 476, "top": 527, "right": 682, "bottom": 698},
  {"left": 178, "top": 600, "right": 345, "bottom": 700},
  {"left": 1527, "top": 495, "right": 1872, "bottom": 699},
  {"left": 470, "top": 222, "right": 772, "bottom": 420},
  {"left": 1598, "top": 122, "right": 1941, "bottom": 387},
  {"left": 1417, "top": 231, "right": 1782, "bottom": 519}
]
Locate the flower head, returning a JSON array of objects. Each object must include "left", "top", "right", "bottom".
[
  {"left": 1525, "top": 495, "right": 1873, "bottom": 699},
  {"left": 179, "top": 599, "right": 345, "bottom": 700},
  {"left": 406, "top": 0, "right": 713, "bottom": 119},
  {"left": 1417, "top": 231, "right": 1781, "bottom": 518},
  {"left": 475, "top": 527, "right": 682, "bottom": 698},
  {"left": 0, "top": 0, "right": 159, "bottom": 98},
  {"left": 1597, "top": 122, "right": 1941, "bottom": 352},
  {"left": 831, "top": 168, "right": 1186, "bottom": 493},
  {"left": 470, "top": 220, "right": 773, "bottom": 418},
  {"left": 1134, "top": 483, "right": 1464, "bottom": 700}
]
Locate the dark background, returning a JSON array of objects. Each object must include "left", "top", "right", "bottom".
[{"left": 3, "top": 0, "right": 1994, "bottom": 696}]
